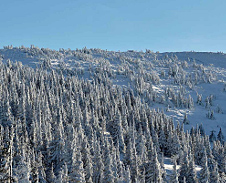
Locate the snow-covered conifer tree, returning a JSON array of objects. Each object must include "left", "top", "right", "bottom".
[
  {"left": 217, "top": 128, "right": 224, "bottom": 143},
  {"left": 199, "top": 149, "right": 210, "bottom": 183},
  {"left": 170, "top": 159, "right": 179, "bottom": 183}
]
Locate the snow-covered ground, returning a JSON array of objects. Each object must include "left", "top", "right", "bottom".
[
  {"left": 164, "top": 157, "right": 202, "bottom": 172},
  {"left": 164, "top": 157, "right": 202, "bottom": 180}
]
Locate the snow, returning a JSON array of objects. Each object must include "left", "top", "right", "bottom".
[
  {"left": 164, "top": 157, "right": 202, "bottom": 172},
  {"left": 159, "top": 51, "right": 226, "bottom": 69},
  {"left": 1, "top": 47, "right": 226, "bottom": 137},
  {"left": 1, "top": 46, "right": 226, "bottom": 181},
  {"left": 164, "top": 157, "right": 202, "bottom": 179}
]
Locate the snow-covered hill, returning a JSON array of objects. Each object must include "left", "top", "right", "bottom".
[
  {"left": 0, "top": 45, "right": 225, "bottom": 182},
  {"left": 1, "top": 46, "right": 225, "bottom": 138}
]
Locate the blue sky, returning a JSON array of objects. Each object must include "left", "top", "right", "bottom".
[{"left": 1, "top": 0, "right": 226, "bottom": 52}]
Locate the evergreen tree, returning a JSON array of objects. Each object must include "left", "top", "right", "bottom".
[
  {"left": 0, "top": 126, "right": 14, "bottom": 182},
  {"left": 170, "top": 159, "right": 179, "bottom": 183},
  {"left": 178, "top": 150, "right": 189, "bottom": 183},
  {"left": 217, "top": 128, "right": 224, "bottom": 143},
  {"left": 103, "top": 139, "right": 115, "bottom": 183},
  {"left": 123, "top": 166, "right": 131, "bottom": 183},
  {"left": 15, "top": 146, "right": 31, "bottom": 183},
  {"left": 186, "top": 155, "right": 198, "bottom": 183},
  {"left": 210, "top": 162, "right": 220, "bottom": 183},
  {"left": 210, "top": 130, "right": 216, "bottom": 142},
  {"left": 92, "top": 141, "right": 104, "bottom": 183},
  {"left": 183, "top": 113, "right": 189, "bottom": 125},
  {"left": 198, "top": 123, "right": 205, "bottom": 136},
  {"left": 70, "top": 151, "right": 86, "bottom": 183},
  {"left": 145, "top": 148, "right": 163, "bottom": 183},
  {"left": 81, "top": 138, "right": 93, "bottom": 183},
  {"left": 199, "top": 149, "right": 210, "bottom": 183}
]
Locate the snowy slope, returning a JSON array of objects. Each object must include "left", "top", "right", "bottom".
[
  {"left": 159, "top": 51, "right": 226, "bottom": 69},
  {"left": 1, "top": 46, "right": 226, "bottom": 138}
]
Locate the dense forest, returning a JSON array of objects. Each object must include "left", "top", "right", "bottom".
[{"left": 0, "top": 46, "right": 225, "bottom": 182}]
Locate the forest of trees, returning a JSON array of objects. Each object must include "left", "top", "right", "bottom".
[{"left": 0, "top": 46, "right": 225, "bottom": 182}]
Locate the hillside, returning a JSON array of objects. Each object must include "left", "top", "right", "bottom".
[
  {"left": 1, "top": 46, "right": 226, "bottom": 136},
  {"left": 0, "top": 46, "right": 225, "bottom": 182}
]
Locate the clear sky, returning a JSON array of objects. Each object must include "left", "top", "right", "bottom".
[{"left": 1, "top": 0, "right": 226, "bottom": 52}]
